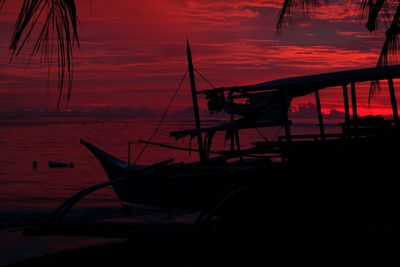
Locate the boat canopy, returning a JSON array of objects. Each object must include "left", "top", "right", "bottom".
[
  {"left": 198, "top": 64, "right": 400, "bottom": 97},
  {"left": 171, "top": 65, "right": 400, "bottom": 140},
  {"left": 170, "top": 90, "right": 292, "bottom": 140}
]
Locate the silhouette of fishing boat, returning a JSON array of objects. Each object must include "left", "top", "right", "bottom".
[{"left": 27, "top": 42, "right": 400, "bottom": 236}]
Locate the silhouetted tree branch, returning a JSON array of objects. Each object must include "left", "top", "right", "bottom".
[
  {"left": 276, "top": 0, "right": 400, "bottom": 103},
  {"left": 1, "top": 0, "right": 79, "bottom": 108}
]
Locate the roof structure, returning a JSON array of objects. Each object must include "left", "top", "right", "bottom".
[{"left": 199, "top": 65, "right": 400, "bottom": 97}]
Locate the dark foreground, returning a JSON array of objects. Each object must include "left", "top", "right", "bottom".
[
  {"left": 4, "top": 231, "right": 400, "bottom": 266},
  {"left": 6, "top": 165, "right": 400, "bottom": 266}
]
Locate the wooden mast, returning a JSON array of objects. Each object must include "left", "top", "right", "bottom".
[
  {"left": 229, "top": 94, "right": 235, "bottom": 153},
  {"left": 186, "top": 40, "right": 206, "bottom": 162},
  {"left": 280, "top": 92, "right": 291, "bottom": 140}
]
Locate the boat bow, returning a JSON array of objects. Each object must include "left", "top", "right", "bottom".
[{"left": 80, "top": 139, "right": 141, "bottom": 180}]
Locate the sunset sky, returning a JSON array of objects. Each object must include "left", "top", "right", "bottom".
[{"left": 0, "top": 0, "right": 398, "bottom": 114}]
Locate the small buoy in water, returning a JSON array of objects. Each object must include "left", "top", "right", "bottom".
[{"left": 32, "top": 161, "right": 38, "bottom": 170}]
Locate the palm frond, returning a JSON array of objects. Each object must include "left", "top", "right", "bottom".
[
  {"left": 368, "top": 80, "right": 382, "bottom": 105},
  {"left": 276, "top": 0, "right": 294, "bottom": 36},
  {"left": 356, "top": 0, "right": 376, "bottom": 21},
  {"left": 275, "top": 0, "right": 329, "bottom": 36},
  {"left": 356, "top": 0, "right": 374, "bottom": 17},
  {"left": 368, "top": 3, "right": 400, "bottom": 104},
  {"left": 366, "top": 0, "right": 388, "bottom": 31},
  {"left": 377, "top": 4, "right": 400, "bottom": 67},
  {"left": 8, "top": 0, "right": 79, "bottom": 108},
  {"left": 359, "top": 0, "right": 400, "bottom": 35}
]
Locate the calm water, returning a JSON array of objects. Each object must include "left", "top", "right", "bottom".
[{"left": 0, "top": 117, "right": 340, "bottom": 213}]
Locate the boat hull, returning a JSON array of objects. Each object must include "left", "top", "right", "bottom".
[
  {"left": 81, "top": 135, "right": 400, "bottom": 224},
  {"left": 80, "top": 139, "right": 267, "bottom": 211}
]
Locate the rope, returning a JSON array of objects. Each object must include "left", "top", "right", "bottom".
[
  {"left": 134, "top": 69, "right": 188, "bottom": 163},
  {"left": 194, "top": 68, "right": 216, "bottom": 89},
  {"left": 254, "top": 128, "right": 269, "bottom": 142},
  {"left": 271, "top": 127, "right": 283, "bottom": 141}
]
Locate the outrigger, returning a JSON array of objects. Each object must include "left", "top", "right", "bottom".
[{"left": 25, "top": 42, "right": 400, "bottom": 237}]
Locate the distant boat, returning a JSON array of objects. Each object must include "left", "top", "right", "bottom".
[
  {"left": 32, "top": 161, "right": 38, "bottom": 169},
  {"left": 48, "top": 161, "right": 74, "bottom": 168}
]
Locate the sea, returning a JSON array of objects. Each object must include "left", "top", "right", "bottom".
[
  {"left": 0, "top": 116, "right": 343, "bottom": 216},
  {"left": 0, "top": 116, "right": 344, "bottom": 264}
]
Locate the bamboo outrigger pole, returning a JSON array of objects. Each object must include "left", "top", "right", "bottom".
[{"left": 187, "top": 40, "right": 206, "bottom": 162}]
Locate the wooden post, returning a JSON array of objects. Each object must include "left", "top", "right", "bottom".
[
  {"left": 230, "top": 95, "right": 235, "bottom": 153},
  {"left": 315, "top": 90, "right": 325, "bottom": 139},
  {"left": 234, "top": 129, "right": 243, "bottom": 162},
  {"left": 342, "top": 84, "right": 350, "bottom": 126},
  {"left": 388, "top": 78, "right": 399, "bottom": 126},
  {"left": 351, "top": 82, "right": 358, "bottom": 121},
  {"left": 230, "top": 131, "right": 235, "bottom": 153},
  {"left": 187, "top": 40, "right": 206, "bottom": 162},
  {"left": 280, "top": 92, "right": 291, "bottom": 141}
]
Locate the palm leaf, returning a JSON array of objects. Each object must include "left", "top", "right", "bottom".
[
  {"left": 368, "top": 3, "right": 400, "bottom": 104},
  {"left": 377, "top": 4, "right": 400, "bottom": 67},
  {"left": 6, "top": 0, "right": 79, "bottom": 108},
  {"left": 365, "top": 0, "right": 388, "bottom": 31},
  {"left": 356, "top": 0, "right": 392, "bottom": 31},
  {"left": 276, "top": 0, "right": 329, "bottom": 36},
  {"left": 357, "top": 0, "right": 374, "bottom": 17}
]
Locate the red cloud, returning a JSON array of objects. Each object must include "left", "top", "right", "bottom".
[{"left": 0, "top": 0, "right": 394, "bottom": 112}]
